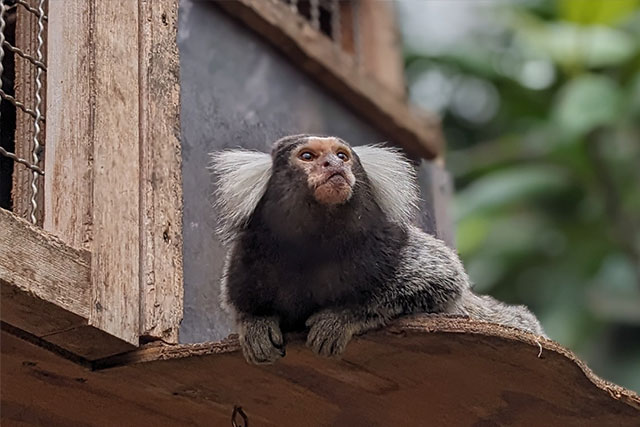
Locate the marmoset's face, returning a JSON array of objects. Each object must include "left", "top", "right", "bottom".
[{"left": 289, "top": 137, "right": 357, "bottom": 205}]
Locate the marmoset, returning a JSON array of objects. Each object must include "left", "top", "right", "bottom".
[{"left": 210, "top": 135, "right": 546, "bottom": 364}]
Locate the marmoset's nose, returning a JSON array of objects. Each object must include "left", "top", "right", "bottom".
[{"left": 321, "top": 154, "right": 341, "bottom": 168}]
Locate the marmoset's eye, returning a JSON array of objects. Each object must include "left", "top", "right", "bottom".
[
  {"left": 300, "top": 151, "right": 315, "bottom": 161},
  {"left": 336, "top": 151, "right": 349, "bottom": 161}
]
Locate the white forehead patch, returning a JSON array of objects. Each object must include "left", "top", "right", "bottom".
[{"left": 304, "top": 136, "right": 337, "bottom": 142}]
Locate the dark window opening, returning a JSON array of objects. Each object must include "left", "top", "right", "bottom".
[{"left": 0, "top": 5, "right": 17, "bottom": 211}]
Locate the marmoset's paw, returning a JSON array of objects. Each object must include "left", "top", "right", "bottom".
[
  {"left": 239, "top": 316, "right": 285, "bottom": 364},
  {"left": 306, "top": 310, "right": 355, "bottom": 357}
]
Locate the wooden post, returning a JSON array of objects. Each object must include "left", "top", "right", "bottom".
[
  {"left": 43, "top": 0, "right": 93, "bottom": 250},
  {"left": 138, "top": 0, "right": 184, "bottom": 343},
  {"left": 44, "top": 0, "right": 183, "bottom": 346}
]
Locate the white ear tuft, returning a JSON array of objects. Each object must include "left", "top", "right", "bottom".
[
  {"left": 353, "top": 144, "right": 420, "bottom": 226},
  {"left": 209, "top": 149, "right": 272, "bottom": 244}
]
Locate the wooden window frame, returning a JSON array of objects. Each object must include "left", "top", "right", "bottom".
[{"left": 2, "top": 0, "right": 183, "bottom": 361}]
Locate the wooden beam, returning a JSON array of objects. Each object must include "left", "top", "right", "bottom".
[
  {"left": 2, "top": 317, "right": 639, "bottom": 425},
  {"left": 138, "top": 0, "right": 184, "bottom": 343},
  {"left": 214, "top": 0, "right": 444, "bottom": 160},
  {"left": 0, "top": 208, "right": 133, "bottom": 360},
  {"left": 46, "top": 0, "right": 183, "bottom": 345},
  {"left": 89, "top": 0, "right": 141, "bottom": 346},
  {"left": 44, "top": 0, "right": 93, "bottom": 250},
  {"left": 46, "top": 0, "right": 142, "bottom": 345},
  {"left": 0, "top": 208, "right": 89, "bottom": 320}
]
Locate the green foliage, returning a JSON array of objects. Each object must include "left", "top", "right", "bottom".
[{"left": 404, "top": 0, "right": 640, "bottom": 391}]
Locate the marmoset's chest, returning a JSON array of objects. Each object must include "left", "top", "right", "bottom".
[{"left": 232, "top": 224, "right": 407, "bottom": 329}]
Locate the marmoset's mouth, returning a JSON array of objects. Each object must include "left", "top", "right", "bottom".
[{"left": 323, "top": 172, "right": 348, "bottom": 185}]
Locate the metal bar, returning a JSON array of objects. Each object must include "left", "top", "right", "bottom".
[
  {"left": 331, "top": 0, "right": 341, "bottom": 46},
  {"left": 310, "top": 0, "right": 320, "bottom": 30},
  {"left": 3, "top": 40, "right": 47, "bottom": 70},
  {"left": 352, "top": 0, "right": 361, "bottom": 66},
  {"left": 15, "top": 0, "right": 48, "bottom": 21},
  {"left": 29, "top": 0, "right": 46, "bottom": 224},
  {"left": 0, "top": 147, "right": 45, "bottom": 175},
  {"left": 0, "top": 1, "right": 6, "bottom": 129},
  {"left": 0, "top": 88, "right": 45, "bottom": 122}
]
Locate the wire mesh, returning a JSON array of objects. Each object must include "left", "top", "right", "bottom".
[{"left": 0, "top": 0, "right": 47, "bottom": 224}]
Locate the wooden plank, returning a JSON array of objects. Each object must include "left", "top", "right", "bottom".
[
  {"left": 90, "top": 0, "right": 141, "bottom": 345},
  {"left": 0, "top": 208, "right": 134, "bottom": 360},
  {"left": 0, "top": 207, "right": 129, "bottom": 359},
  {"left": 46, "top": 0, "right": 183, "bottom": 346},
  {"left": 44, "top": 0, "right": 93, "bottom": 250},
  {"left": 357, "top": 0, "right": 406, "bottom": 97},
  {"left": 1, "top": 281, "right": 86, "bottom": 338},
  {"left": 45, "top": 0, "right": 141, "bottom": 345},
  {"left": 214, "top": 0, "right": 444, "bottom": 160},
  {"left": 2, "top": 317, "right": 639, "bottom": 426},
  {"left": 0, "top": 208, "right": 90, "bottom": 319},
  {"left": 11, "top": 0, "right": 46, "bottom": 225},
  {"left": 138, "top": 0, "right": 184, "bottom": 343}
]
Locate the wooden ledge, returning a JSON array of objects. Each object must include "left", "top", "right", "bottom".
[
  {"left": 4, "top": 315, "right": 636, "bottom": 425},
  {"left": 0, "top": 208, "right": 134, "bottom": 360},
  {"left": 214, "top": 0, "right": 444, "bottom": 160}
]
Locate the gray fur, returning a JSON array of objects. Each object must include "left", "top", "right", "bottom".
[
  {"left": 210, "top": 136, "right": 547, "bottom": 364},
  {"left": 238, "top": 315, "right": 285, "bottom": 365},
  {"left": 448, "top": 290, "right": 546, "bottom": 336}
]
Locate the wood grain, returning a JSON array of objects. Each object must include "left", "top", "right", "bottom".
[
  {"left": 0, "top": 208, "right": 90, "bottom": 319},
  {"left": 2, "top": 316, "right": 638, "bottom": 426},
  {"left": 138, "top": 0, "right": 184, "bottom": 343},
  {"left": 44, "top": 0, "right": 93, "bottom": 250},
  {"left": 215, "top": 0, "right": 443, "bottom": 160},
  {"left": 45, "top": 0, "right": 183, "bottom": 345},
  {"left": 89, "top": 0, "right": 141, "bottom": 345},
  {"left": 0, "top": 208, "right": 134, "bottom": 360}
]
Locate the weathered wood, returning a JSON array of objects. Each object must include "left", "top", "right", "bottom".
[
  {"left": 11, "top": 0, "right": 46, "bottom": 225},
  {"left": 2, "top": 317, "right": 639, "bottom": 426},
  {"left": 44, "top": 0, "right": 93, "bottom": 250},
  {"left": 357, "top": 0, "right": 406, "bottom": 97},
  {"left": 0, "top": 208, "right": 90, "bottom": 320},
  {"left": 1, "top": 282, "right": 86, "bottom": 338},
  {"left": 89, "top": 0, "right": 141, "bottom": 345},
  {"left": 46, "top": 0, "right": 183, "bottom": 345},
  {"left": 138, "top": 0, "right": 184, "bottom": 343},
  {"left": 0, "top": 208, "right": 134, "bottom": 360},
  {"left": 215, "top": 0, "right": 443, "bottom": 160}
]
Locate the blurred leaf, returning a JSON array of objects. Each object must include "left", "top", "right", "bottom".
[
  {"left": 516, "top": 22, "right": 637, "bottom": 68},
  {"left": 455, "top": 165, "right": 570, "bottom": 220},
  {"left": 456, "top": 215, "right": 491, "bottom": 256},
  {"left": 558, "top": 0, "right": 640, "bottom": 25},
  {"left": 553, "top": 74, "right": 622, "bottom": 138},
  {"left": 401, "top": 0, "right": 640, "bottom": 392},
  {"left": 625, "top": 72, "right": 640, "bottom": 118}
]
